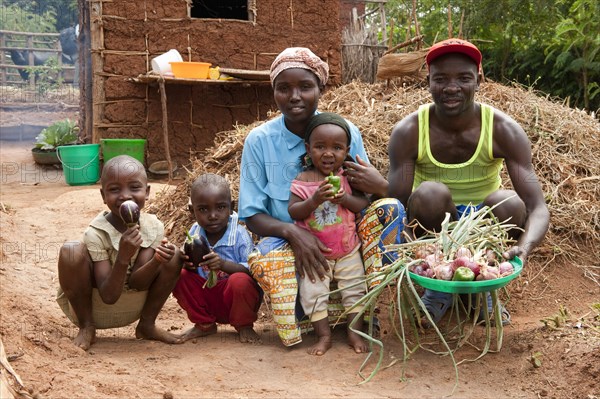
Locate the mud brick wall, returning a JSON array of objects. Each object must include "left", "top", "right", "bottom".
[
  {"left": 94, "top": 0, "right": 345, "bottom": 167},
  {"left": 340, "top": 0, "right": 366, "bottom": 29}
]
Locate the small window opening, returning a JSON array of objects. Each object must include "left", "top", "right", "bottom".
[{"left": 191, "top": 0, "right": 249, "bottom": 20}]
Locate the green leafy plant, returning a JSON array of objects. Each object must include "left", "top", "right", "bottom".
[
  {"left": 530, "top": 351, "right": 543, "bottom": 368},
  {"left": 26, "top": 57, "right": 64, "bottom": 96},
  {"left": 34, "top": 118, "right": 79, "bottom": 150},
  {"left": 545, "top": 0, "right": 600, "bottom": 110},
  {"left": 540, "top": 305, "right": 570, "bottom": 330}
]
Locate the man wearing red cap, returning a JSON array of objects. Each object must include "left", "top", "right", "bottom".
[{"left": 388, "top": 38, "right": 550, "bottom": 326}]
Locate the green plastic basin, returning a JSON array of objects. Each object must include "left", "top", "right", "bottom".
[{"left": 409, "top": 257, "right": 523, "bottom": 294}]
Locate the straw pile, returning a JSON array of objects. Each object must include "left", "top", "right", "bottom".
[{"left": 148, "top": 80, "right": 600, "bottom": 284}]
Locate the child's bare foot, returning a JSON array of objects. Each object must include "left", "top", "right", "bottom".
[
  {"left": 178, "top": 323, "right": 217, "bottom": 342},
  {"left": 238, "top": 327, "right": 262, "bottom": 344},
  {"left": 308, "top": 318, "right": 332, "bottom": 355},
  {"left": 307, "top": 336, "right": 332, "bottom": 356},
  {"left": 73, "top": 326, "right": 96, "bottom": 350},
  {"left": 135, "top": 323, "right": 182, "bottom": 344},
  {"left": 347, "top": 329, "right": 368, "bottom": 353}
]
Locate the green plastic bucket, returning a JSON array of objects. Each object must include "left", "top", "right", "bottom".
[
  {"left": 57, "top": 144, "right": 100, "bottom": 186},
  {"left": 101, "top": 139, "right": 146, "bottom": 164}
]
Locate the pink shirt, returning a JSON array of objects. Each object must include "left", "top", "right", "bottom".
[{"left": 290, "top": 171, "right": 360, "bottom": 260}]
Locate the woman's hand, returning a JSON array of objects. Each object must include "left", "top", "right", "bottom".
[
  {"left": 344, "top": 154, "right": 388, "bottom": 198},
  {"left": 287, "top": 225, "right": 331, "bottom": 283}
]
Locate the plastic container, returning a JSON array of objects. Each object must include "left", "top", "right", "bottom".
[
  {"left": 169, "top": 61, "right": 211, "bottom": 79},
  {"left": 101, "top": 139, "right": 146, "bottom": 164},
  {"left": 409, "top": 257, "right": 523, "bottom": 294},
  {"left": 148, "top": 160, "right": 177, "bottom": 175},
  {"left": 151, "top": 49, "right": 183, "bottom": 75},
  {"left": 57, "top": 144, "right": 100, "bottom": 186}
]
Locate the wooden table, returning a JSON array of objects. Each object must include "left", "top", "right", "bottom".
[{"left": 129, "top": 73, "right": 270, "bottom": 179}]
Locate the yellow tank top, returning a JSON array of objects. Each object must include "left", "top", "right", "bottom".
[{"left": 414, "top": 103, "right": 503, "bottom": 205}]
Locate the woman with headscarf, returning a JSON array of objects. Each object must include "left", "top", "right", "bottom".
[{"left": 238, "top": 47, "right": 405, "bottom": 347}]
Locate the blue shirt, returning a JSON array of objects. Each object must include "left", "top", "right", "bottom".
[
  {"left": 188, "top": 212, "right": 254, "bottom": 279},
  {"left": 238, "top": 114, "right": 369, "bottom": 224}
]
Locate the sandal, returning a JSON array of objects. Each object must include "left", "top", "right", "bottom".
[
  {"left": 418, "top": 289, "right": 453, "bottom": 328},
  {"left": 477, "top": 293, "right": 511, "bottom": 327},
  {"left": 369, "top": 315, "right": 381, "bottom": 339}
]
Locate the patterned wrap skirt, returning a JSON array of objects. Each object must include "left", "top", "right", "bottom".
[{"left": 249, "top": 198, "right": 405, "bottom": 346}]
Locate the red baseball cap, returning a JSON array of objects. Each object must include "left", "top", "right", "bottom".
[{"left": 426, "top": 38, "right": 482, "bottom": 69}]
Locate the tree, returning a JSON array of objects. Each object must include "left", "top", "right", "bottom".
[
  {"left": 378, "top": 0, "right": 599, "bottom": 112},
  {"left": 0, "top": 4, "right": 57, "bottom": 33},
  {"left": 2, "top": 0, "right": 77, "bottom": 31},
  {"left": 546, "top": 0, "right": 600, "bottom": 110}
]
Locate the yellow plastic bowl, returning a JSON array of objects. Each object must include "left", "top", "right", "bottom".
[{"left": 169, "top": 61, "right": 211, "bottom": 79}]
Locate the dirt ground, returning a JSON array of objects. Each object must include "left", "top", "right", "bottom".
[{"left": 1, "top": 138, "right": 599, "bottom": 399}]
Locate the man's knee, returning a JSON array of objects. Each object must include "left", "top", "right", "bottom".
[
  {"left": 484, "top": 189, "right": 517, "bottom": 205},
  {"left": 408, "top": 182, "right": 454, "bottom": 222},
  {"left": 409, "top": 182, "right": 452, "bottom": 209},
  {"left": 484, "top": 190, "right": 526, "bottom": 226},
  {"left": 413, "top": 181, "right": 450, "bottom": 198}
]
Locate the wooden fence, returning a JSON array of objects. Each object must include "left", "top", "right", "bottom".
[
  {"left": 341, "top": 0, "right": 388, "bottom": 84},
  {"left": 0, "top": 30, "right": 75, "bottom": 87}
]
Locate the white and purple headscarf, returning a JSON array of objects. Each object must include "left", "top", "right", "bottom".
[{"left": 269, "top": 47, "right": 329, "bottom": 87}]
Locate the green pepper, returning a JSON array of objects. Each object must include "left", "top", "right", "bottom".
[
  {"left": 452, "top": 266, "right": 475, "bottom": 281},
  {"left": 327, "top": 172, "right": 341, "bottom": 195}
]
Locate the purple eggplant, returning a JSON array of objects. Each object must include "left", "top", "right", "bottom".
[
  {"left": 119, "top": 200, "right": 140, "bottom": 227},
  {"left": 183, "top": 232, "right": 211, "bottom": 269}
]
